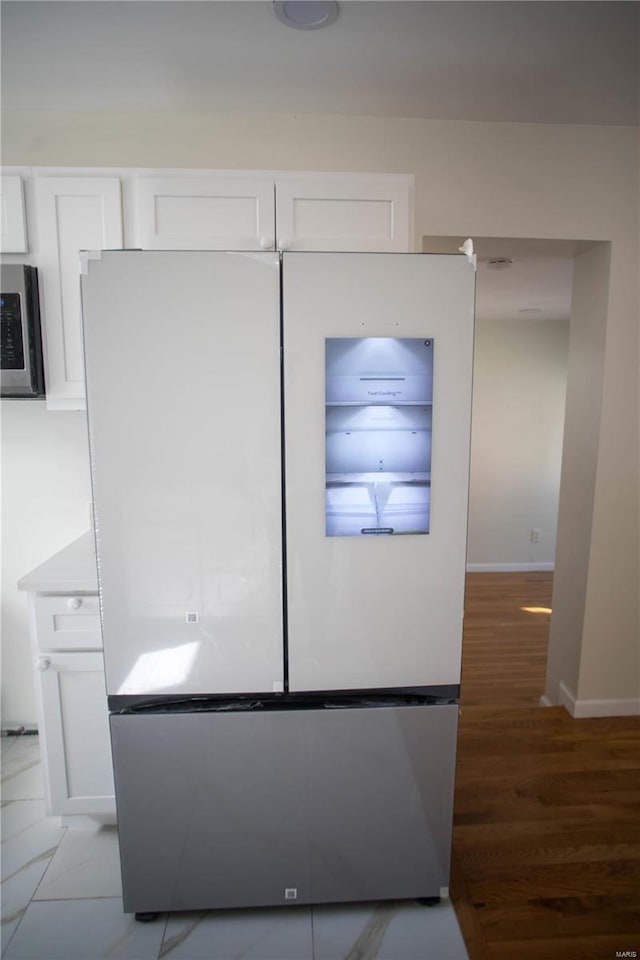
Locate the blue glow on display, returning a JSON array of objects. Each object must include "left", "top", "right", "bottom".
[{"left": 325, "top": 337, "right": 434, "bottom": 537}]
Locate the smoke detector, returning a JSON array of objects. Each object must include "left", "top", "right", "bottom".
[
  {"left": 272, "top": 1, "right": 339, "bottom": 29},
  {"left": 486, "top": 257, "right": 515, "bottom": 270}
]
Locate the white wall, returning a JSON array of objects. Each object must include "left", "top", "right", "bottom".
[
  {"left": 467, "top": 318, "right": 569, "bottom": 569},
  {"left": 1, "top": 110, "right": 638, "bottom": 721},
  {"left": 1, "top": 401, "right": 91, "bottom": 724},
  {"left": 546, "top": 242, "right": 639, "bottom": 715}
]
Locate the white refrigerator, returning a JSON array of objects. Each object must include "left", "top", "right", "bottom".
[{"left": 82, "top": 250, "right": 475, "bottom": 917}]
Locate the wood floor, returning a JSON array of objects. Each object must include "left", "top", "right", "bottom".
[{"left": 451, "top": 572, "right": 640, "bottom": 960}]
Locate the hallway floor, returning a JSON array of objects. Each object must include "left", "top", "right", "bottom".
[{"left": 452, "top": 572, "right": 640, "bottom": 960}]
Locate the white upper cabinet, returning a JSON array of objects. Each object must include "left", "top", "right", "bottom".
[
  {"left": 34, "top": 176, "right": 123, "bottom": 410},
  {"left": 134, "top": 173, "right": 413, "bottom": 253},
  {"left": 2, "top": 167, "right": 413, "bottom": 410},
  {"left": 134, "top": 176, "right": 276, "bottom": 250},
  {"left": 0, "top": 174, "right": 28, "bottom": 253},
  {"left": 275, "top": 176, "right": 412, "bottom": 252}
]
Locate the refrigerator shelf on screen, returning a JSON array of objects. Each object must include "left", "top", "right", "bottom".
[{"left": 325, "top": 336, "right": 434, "bottom": 537}]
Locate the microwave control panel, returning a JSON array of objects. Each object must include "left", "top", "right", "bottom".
[{"left": 1, "top": 293, "right": 26, "bottom": 370}]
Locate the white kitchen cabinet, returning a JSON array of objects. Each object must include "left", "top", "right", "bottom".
[
  {"left": 34, "top": 647, "right": 115, "bottom": 818},
  {"left": 275, "top": 175, "right": 412, "bottom": 252},
  {"left": 34, "top": 176, "right": 123, "bottom": 410},
  {"left": 4, "top": 167, "right": 413, "bottom": 411},
  {"left": 0, "top": 174, "right": 28, "bottom": 252},
  {"left": 19, "top": 534, "right": 115, "bottom": 822},
  {"left": 134, "top": 176, "right": 276, "bottom": 250},
  {"left": 134, "top": 173, "right": 413, "bottom": 253}
]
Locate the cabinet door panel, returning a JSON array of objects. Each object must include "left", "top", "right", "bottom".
[
  {"left": 37, "top": 651, "right": 115, "bottom": 816},
  {"left": 34, "top": 177, "right": 123, "bottom": 410},
  {"left": 276, "top": 178, "right": 412, "bottom": 252},
  {"left": 135, "top": 177, "right": 275, "bottom": 250}
]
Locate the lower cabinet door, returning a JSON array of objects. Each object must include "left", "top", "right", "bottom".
[{"left": 36, "top": 651, "right": 115, "bottom": 816}]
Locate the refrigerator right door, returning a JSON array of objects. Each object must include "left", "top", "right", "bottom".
[{"left": 283, "top": 253, "right": 475, "bottom": 693}]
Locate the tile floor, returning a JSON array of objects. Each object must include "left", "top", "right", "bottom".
[{"left": 1, "top": 735, "right": 469, "bottom": 960}]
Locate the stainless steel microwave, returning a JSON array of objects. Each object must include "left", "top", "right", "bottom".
[{"left": 1, "top": 264, "right": 45, "bottom": 398}]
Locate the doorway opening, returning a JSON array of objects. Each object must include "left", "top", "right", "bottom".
[{"left": 423, "top": 235, "right": 605, "bottom": 708}]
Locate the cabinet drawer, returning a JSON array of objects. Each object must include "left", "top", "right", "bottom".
[{"left": 34, "top": 595, "right": 102, "bottom": 651}]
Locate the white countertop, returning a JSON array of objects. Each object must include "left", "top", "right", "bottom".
[{"left": 18, "top": 532, "right": 99, "bottom": 594}]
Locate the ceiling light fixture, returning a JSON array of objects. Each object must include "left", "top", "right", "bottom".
[{"left": 272, "top": 1, "right": 339, "bottom": 30}]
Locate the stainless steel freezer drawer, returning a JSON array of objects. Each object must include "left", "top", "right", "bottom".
[{"left": 110, "top": 703, "right": 458, "bottom": 914}]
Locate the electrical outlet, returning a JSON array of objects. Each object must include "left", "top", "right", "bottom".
[
  {"left": 284, "top": 888, "right": 297, "bottom": 900},
  {"left": 530, "top": 528, "right": 541, "bottom": 544}
]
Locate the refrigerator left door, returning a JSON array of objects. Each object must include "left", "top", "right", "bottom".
[{"left": 82, "top": 251, "right": 284, "bottom": 697}]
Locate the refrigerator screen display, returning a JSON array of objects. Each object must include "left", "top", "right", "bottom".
[{"left": 325, "top": 337, "right": 434, "bottom": 537}]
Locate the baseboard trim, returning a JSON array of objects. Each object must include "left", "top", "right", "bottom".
[
  {"left": 558, "top": 681, "right": 576, "bottom": 714},
  {"left": 466, "top": 562, "right": 555, "bottom": 573},
  {"left": 559, "top": 681, "right": 640, "bottom": 718}
]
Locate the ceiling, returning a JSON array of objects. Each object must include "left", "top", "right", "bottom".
[
  {"left": 475, "top": 256, "right": 573, "bottom": 323},
  {"left": 1, "top": 1, "right": 638, "bottom": 125},
  {"left": 0, "top": 3, "right": 617, "bottom": 324}
]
